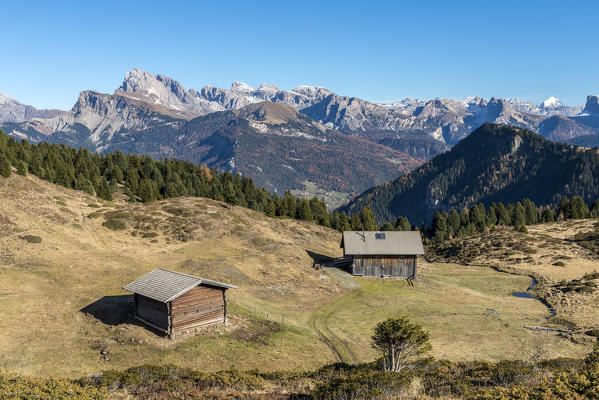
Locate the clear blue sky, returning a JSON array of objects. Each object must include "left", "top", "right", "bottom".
[{"left": 1, "top": 0, "right": 597, "bottom": 109}]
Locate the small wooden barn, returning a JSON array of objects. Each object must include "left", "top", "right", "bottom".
[
  {"left": 124, "top": 268, "right": 236, "bottom": 338},
  {"left": 341, "top": 231, "right": 424, "bottom": 278}
]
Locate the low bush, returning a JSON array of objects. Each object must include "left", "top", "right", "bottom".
[
  {"left": 20, "top": 235, "right": 42, "bottom": 243},
  {"left": 102, "top": 219, "right": 127, "bottom": 230}
]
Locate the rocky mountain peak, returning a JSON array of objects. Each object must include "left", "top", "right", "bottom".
[
  {"left": 583, "top": 95, "right": 599, "bottom": 114},
  {"left": 231, "top": 81, "right": 255, "bottom": 92}
]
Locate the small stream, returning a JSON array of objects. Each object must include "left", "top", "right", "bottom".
[{"left": 512, "top": 278, "right": 556, "bottom": 318}]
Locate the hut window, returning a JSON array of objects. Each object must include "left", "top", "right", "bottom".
[{"left": 375, "top": 232, "right": 386, "bottom": 239}]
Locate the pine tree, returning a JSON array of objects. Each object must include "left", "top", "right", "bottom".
[
  {"left": 591, "top": 200, "right": 599, "bottom": 219},
  {"left": 0, "top": 151, "right": 10, "bottom": 178},
  {"left": 264, "top": 201, "right": 276, "bottom": 217},
  {"left": 296, "top": 198, "right": 313, "bottom": 221},
  {"left": 395, "top": 216, "right": 411, "bottom": 231},
  {"left": 338, "top": 212, "right": 351, "bottom": 231},
  {"left": 432, "top": 211, "right": 448, "bottom": 242},
  {"left": 512, "top": 202, "right": 526, "bottom": 228},
  {"left": 541, "top": 206, "right": 555, "bottom": 223},
  {"left": 522, "top": 198, "right": 539, "bottom": 225},
  {"left": 138, "top": 178, "right": 158, "bottom": 202},
  {"left": 447, "top": 209, "right": 460, "bottom": 236},
  {"left": 96, "top": 177, "right": 113, "bottom": 201},
  {"left": 16, "top": 160, "right": 27, "bottom": 176},
  {"left": 359, "top": 206, "right": 377, "bottom": 231},
  {"left": 496, "top": 203, "right": 510, "bottom": 225},
  {"left": 349, "top": 214, "right": 362, "bottom": 230}
]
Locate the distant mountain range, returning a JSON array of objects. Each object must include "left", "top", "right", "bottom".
[
  {"left": 1, "top": 69, "right": 598, "bottom": 196},
  {"left": 340, "top": 123, "right": 599, "bottom": 224},
  {"left": 0, "top": 93, "right": 64, "bottom": 123}
]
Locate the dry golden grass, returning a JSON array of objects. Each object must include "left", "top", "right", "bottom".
[
  {"left": 429, "top": 222, "right": 599, "bottom": 332},
  {"left": 0, "top": 173, "right": 591, "bottom": 378}
]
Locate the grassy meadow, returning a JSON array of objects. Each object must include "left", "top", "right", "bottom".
[{"left": 0, "top": 172, "right": 593, "bottom": 378}]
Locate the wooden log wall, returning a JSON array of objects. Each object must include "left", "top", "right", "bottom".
[
  {"left": 352, "top": 255, "right": 416, "bottom": 278},
  {"left": 170, "top": 285, "right": 225, "bottom": 332},
  {"left": 135, "top": 294, "right": 169, "bottom": 331}
]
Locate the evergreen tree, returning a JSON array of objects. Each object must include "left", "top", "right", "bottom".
[
  {"left": 96, "top": 177, "right": 113, "bottom": 201},
  {"left": 512, "top": 202, "right": 526, "bottom": 228},
  {"left": 522, "top": 198, "right": 539, "bottom": 225},
  {"left": 447, "top": 209, "right": 460, "bottom": 236},
  {"left": 380, "top": 222, "right": 395, "bottom": 231},
  {"left": 349, "top": 214, "right": 362, "bottom": 230},
  {"left": 591, "top": 200, "right": 599, "bottom": 218},
  {"left": 359, "top": 206, "right": 377, "bottom": 231},
  {"left": 395, "top": 216, "right": 411, "bottom": 231},
  {"left": 296, "top": 198, "right": 313, "bottom": 221},
  {"left": 496, "top": 203, "right": 510, "bottom": 225},
  {"left": 432, "top": 211, "right": 448, "bottom": 242},
  {"left": 487, "top": 204, "right": 498, "bottom": 226},
  {"left": 0, "top": 151, "right": 10, "bottom": 178},
  {"left": 264, "top": 201, "right": 276, "bottom": 217},
  {"left": 16, "top": 160, "right": 27, "bottom": 176},
  {"left": 138, "top": 178, "right": 158, "bottom": 202},
  {"left": 541, "top": 206, "right": 555, "bottom": 223},
  {"left": 338, "top": 212, "right": 351, "bottom": 231}
]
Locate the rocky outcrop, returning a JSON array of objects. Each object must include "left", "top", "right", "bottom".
[{"left": 0, "top": 93, "right": 64, "bottom": 123}]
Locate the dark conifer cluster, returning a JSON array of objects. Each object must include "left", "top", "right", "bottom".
[{"left": 422, "top": 196, "right": 599, "bottom": 243}]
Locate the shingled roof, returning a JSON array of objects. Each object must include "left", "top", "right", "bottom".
[
  {"left": 124, "top": 268, "right": 236, "bottom": 303},
  {"left": 341, "top": 231, "right": 425, "bottom": 256}
]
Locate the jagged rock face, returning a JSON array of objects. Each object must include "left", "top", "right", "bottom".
[
  {"left": 1, "top": 68, "right": 596, "bottom": 163},
  {"left": 583, "top": 95, "right": 599, "bottom": 114},
  {"left": 117, "top": 68, "right": 223, "bottom": 116},
  {"left": 0, "top": 93, "right": 64, "bottom": 123}
]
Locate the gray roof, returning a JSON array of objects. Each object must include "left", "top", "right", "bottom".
[
  {"left": 341, "top": 231, "right": 425, "bottom": 256},
  {"left": 123, "top": 268, "right": 236, "bottom": 303}
]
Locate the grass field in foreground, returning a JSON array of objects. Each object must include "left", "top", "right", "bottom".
[{"left": 0, "top": 173, "right": 591, "bottom": 378}]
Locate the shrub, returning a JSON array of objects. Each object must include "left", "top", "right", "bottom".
[
  {"left": 20, "top": 235, "right": 42, "bottom": 243},
  {"left": 553, "top": 261, "right": 566, "bottom": 267},
  {"left": 102, "top": 219, "right": 127, "bottom": 230}
]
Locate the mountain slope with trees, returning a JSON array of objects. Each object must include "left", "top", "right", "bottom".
[{"left": 340, "top": 123, "right": 599, "bottom": 225}]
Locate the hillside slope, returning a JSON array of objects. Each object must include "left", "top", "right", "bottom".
[
  {"left": 102, "top": 101, "right": 421, "bottom": 194},
  {"left": 341, "top": 123, "right": 599, "bottom": 224},
  {"left": 0, "top": 173, "right": 589, "bottom": 377},
  {"left": 428, "top": 220, "right": 599, "bottom": 334}
]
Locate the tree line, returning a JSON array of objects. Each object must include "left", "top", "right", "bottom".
[{"left": 1, "top": 130, "right": 598, "bottom": 240}]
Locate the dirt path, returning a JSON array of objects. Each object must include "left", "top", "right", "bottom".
[{"left": 308, "top": 290, "right": 360, "bottom": 364}]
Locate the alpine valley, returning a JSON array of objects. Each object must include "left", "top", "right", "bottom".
[{"left": 1, "top": 69, "right": 599, "bottom": 199}]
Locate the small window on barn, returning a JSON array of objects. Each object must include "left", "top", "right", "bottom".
[{"left": 375, "top": 232, "right": 386, "bottom": 239}]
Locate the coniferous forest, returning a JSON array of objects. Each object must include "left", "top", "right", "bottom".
[{"left": 1, "top": 128, "right": 598, "bottom": 245}]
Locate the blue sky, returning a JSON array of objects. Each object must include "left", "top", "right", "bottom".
[{"left": 1, "top": 0, "right": 597, "bottom": 109}]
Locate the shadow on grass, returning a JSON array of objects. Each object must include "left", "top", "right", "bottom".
[
  {"left": 81, "top": 295, "right": 169, "bottom": 337},
  {"left": 306, "top": 250, "right": 335, "bottom": 265},
  {"left": 80, "top": 295, "right": 133, "bottom": 326}
]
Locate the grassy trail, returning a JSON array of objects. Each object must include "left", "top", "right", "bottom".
[{"left": 308, "top": 289, "right": 360, "bottom": 364}]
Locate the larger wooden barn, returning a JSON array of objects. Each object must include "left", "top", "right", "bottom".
[
  {"left": 341, "top": 231, "right": 424, "bottom": 278},
  {"left": 124, "top": 269, "right": 236, "bottom": 338}
]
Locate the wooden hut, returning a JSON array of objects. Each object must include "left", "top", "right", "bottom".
[
  {"left": 124, "top": 268, "right": 236, "bottom": 338},
  {"left": 341, "top": 231, "right": 424, "bottom": 278}
]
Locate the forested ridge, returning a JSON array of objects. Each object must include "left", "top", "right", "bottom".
[
  {"left": 341, "top": 123, "right": 599, "bottom": 225},
  {"left": 1, "top": 127, "right": 598, "bottom": 243}
]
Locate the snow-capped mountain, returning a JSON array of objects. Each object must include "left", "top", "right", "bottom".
[
  {"left": 507, "top": 96, "right": 582, "bottom": 116},
  {"left": 1, "top": 69, "right": 596, "bottom": 157}
]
